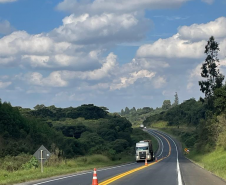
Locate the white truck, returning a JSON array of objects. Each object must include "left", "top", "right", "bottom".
[{"left": 135, "top": 140, "right": 154, "bottom": 162}]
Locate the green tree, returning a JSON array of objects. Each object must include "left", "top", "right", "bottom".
[
  {"left": 142, "top": 107, "right": 153, "bottom": 113},
  {"left": 125, "top": 107, "right": 130, "bottom": 114},
  {"left": 199, "top": 36, "right": 224, "bottom": 101},
  {"left": 34, "top": 104, "right": 45, "bottom": 110},
  {"left": 131, "top": 107, "right": 136, "bottom": 114},
  {"left": 214, "top": 85, "right": 226, "bottom": 113},
  {"left": 162, "top": 100, "right": 171, "bottom": 110},
  {"left": 172, "top": 92, "right": 179, "bottom": 107},
  {"left": 112, "top": 139, "right": 129, "bottom": 153},
  {"left": 121, "top": 109, "right": 125, "bottom": 116}
]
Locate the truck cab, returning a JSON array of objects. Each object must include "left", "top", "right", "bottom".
[{"left": 135, "top": 140, "right": 154, "bottom": 162}]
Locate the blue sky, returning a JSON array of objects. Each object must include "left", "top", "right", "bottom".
[{"left": 0, "top": 0, "right": 226, "bottom": 112}]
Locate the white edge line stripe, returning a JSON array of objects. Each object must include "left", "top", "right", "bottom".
[
  {"left": 148, "top": 130, "right": 164, "bottom": 158},
  {"left": 33, "top": 130, "right": 165, "bottom": 185},
  {"left": 153, "top": 130, "right": 183, "bottom": 185},
  {"left": 32, "top": 162, "right": 137, "bottom": 185}
]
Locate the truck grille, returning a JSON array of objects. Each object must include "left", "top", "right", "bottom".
[{"left": 139, "top": 151, "right": 146, "bottom": 159}]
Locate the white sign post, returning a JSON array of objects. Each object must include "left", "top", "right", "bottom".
[
  {"left": 33, "top": 145, "right": 51, "bottom": 173},
  {"left": 41, "top": 150, "right": 43, "bottom": 173}
]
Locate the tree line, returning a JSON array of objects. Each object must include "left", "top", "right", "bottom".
[
  {"left": 0, "top": 102, "right": 150, "bottom": 160},
  {"left": 120, "top": 92, "right": 179, "bottom": 126},
  {"left": 144, "top": 36, "right": 226, "bottom": 152}
]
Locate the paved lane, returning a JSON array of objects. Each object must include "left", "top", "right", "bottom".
[
  {"left": 152, "top": 129, "right": 226, "bottom": 185},
  {"left": 109, "top": 130, "right": 180, "bottom": 185},
  {"left": 21, "top": 129, "right": 226, "bottom": 185},
  {"left": 22, "top": 129, "right": 165, "bottom": 185}
]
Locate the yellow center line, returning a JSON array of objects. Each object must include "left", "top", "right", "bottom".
[
  {"left": 155, "top": 131, "right": 171, "bottom": 158},
  {"left": 99, "top": 131, "right": 172, "bottom": 185}
]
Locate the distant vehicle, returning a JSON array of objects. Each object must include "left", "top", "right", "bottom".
[
  {"left": 140, "top": 124, "right": 144, "bottom": 128},
  {"left": 135, "top": 140, "right": 154, "bottom": 162}
]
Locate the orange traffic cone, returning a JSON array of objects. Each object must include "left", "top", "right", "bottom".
[
  {"left": 155, "top": 157, "right": 158, "bottom": 162},
  {"left": 92, "top": 168, "right": 98, "bottom": 185},
  {"left": 145, "top": 158, "right": 148, "bottom": 166}
]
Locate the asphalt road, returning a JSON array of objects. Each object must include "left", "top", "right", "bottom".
[{"left": 21, "top": 129, "right": 226, "bottom": 185}]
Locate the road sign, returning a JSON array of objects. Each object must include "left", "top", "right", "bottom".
[
  {"left": 33, "top": 145, "right": 51, "bottom": 173},
  {"left": 184, "top": 148, "right": 190, "bottom": 154},
  {"left": 33, "top": 145, "right": 51, "bottom": 163}
]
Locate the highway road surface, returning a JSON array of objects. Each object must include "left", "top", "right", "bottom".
[{"left": 20, "top": 129, "right": 226, "bottom": 185}]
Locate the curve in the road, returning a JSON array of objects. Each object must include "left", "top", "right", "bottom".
[
  {"left": 18, "top": 129, "right": 226, "bottom": 185},
  {"left": 99, "top": 131, "right": 171, "bottom": 185},
  {"left": 150, "top": 130, "right": 182, "bottom": 185},
  {"left": 148, "top": 130, "right": 164, "bottom": 158}
]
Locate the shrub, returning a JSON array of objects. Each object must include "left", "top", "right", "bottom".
[{"left": 21, "top": 156, "right": 39, "bottom": 170}]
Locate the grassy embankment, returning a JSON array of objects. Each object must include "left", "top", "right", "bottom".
[
  {"left": 150, "top": 121, "right": 226, "bottom": 180},
  {"left": 0, "top": 128, "right": 158, "bottom": 185},
  {"left": 0, "top": 154, "right": 132, "bottom": 185}
]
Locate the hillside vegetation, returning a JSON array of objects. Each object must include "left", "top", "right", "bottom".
[
  {"left": 120, "top": 107, "right": 164, "bottom": 127},
  {"left": 143, "top": 36, "right": 226, "bottom": 180},
  {"left": 120, "top": 94, "right": 179, "bottom": 127},
  {"left": 0, "top": 101, "right": 157, "bottom": 184}
]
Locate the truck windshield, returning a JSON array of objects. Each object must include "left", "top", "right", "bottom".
[{"left": 136, "top": 147, "right": 148, "bottom": 151}]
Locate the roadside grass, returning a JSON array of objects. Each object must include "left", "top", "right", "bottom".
[
  {"left": 0, "top": 129, "right": 158, "bottom": 185},
  {"left": 188, "top": 148, "right": 226, "bottom": 180},
  {"left": 152, "top": 136, "right": 158, "bottom": 153},
  {"left": 148, "top": 123, "right": 226, "bottom": 181},
  {"left": 0, "top": 154, "right": 134, "bottom": 185},
  {"left": 150, "top": 121, "right": 168, "bottom": 128},
  {"left": 151, "top": 121, "right": 196, "bottom": 131}
]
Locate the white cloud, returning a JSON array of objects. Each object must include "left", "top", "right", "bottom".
[
  {"left": 51, "top": 13, "right": 149, "bottom": 44},
  {"left": 0, "top": 31, "right": 54, "bottom": 56},
  {"left": 124, "top": 58, "right": 169, "bottom": 72},
  {"left": 137, "top": 34, "right": 206, "bottom": 59},
  {"left": 46, "top": 52, "right": 118, "bottom": 82},
  {"left": 0, "top": 56, "right": 16, "bottom": 65},
  {"left": 22, "top": 52, "right": 160, "bottom": 93},
  {"left": 0, "top": 31, "right": 101, "bottom": 70},
  {"left": 219, "top": 38, "right": 226, "bottom": 58},
  {"left": 135, "top": 16, "right": 226, "bottom": 101},
  {"left": 137, "top": 17, "right": 226, "bottom": 59},
  {"left": 201, "top": 0, "right": 214, "bottom": 4},
  {"left": 57, "top": 0, "right": 189, "bottom": 15},
  {"left": 187, "top": 57, "right": 226, "bottom": 91},
  {"left": 178, "top": 17, "right": 226, "bottom": 41},
  {"left": 21, "top": 53, "right": 117, "bottom": 89},
  {"left": 81, "top": 52, "right": 117, "bottom": 80},
  {"left": 153, "top": 76, "right": 166, "bottom": 88},
  {"left": 187, "top": 63, "right": 202, "bottom": 90},
  {"left": 0, "top": 11, "right": 150, "bottom": 70},
  {"left": 111, "top": 70, "right": 156, "bottom": 90},
  {"left": 0, "top": 0, "right": 17, "bottom": 3},
  {"left": 1, "top": 0, "right": 225, "bottom": 112},
  {"left": 0, "top": 20, "right": 15, "bottom": 34},
  {"left": 0, "top": 81, "right": 11, "bottom": 88},
  {"left": 26, "top": 72, "right": 68, "bottom": 87}
]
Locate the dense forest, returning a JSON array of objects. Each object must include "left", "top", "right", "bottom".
[
  {"left": 144, "top": 36, "right": 226, "bottom": 152},
  {"left": 0, "top": 102, "right": 151, "bottom": 160},
  {"left": 120, "top": 92, "right": 179, "bottom": 126}
]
